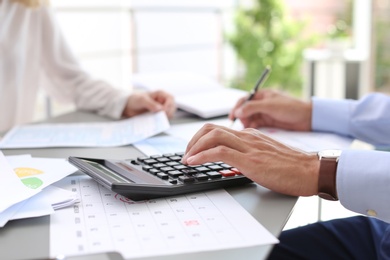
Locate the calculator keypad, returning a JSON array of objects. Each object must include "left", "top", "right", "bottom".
[{"left": 134, "top": 152, "right": 242, "bottom": 185}]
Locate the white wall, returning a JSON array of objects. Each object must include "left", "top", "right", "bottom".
[{"left": 51, "top": 0, "right": 237, "bottom": 89}]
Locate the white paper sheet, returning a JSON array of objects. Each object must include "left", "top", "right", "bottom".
[
  {"left": 0, "top": 152, "right": 39, "bottom": 213},
  {"left": 50, "top": 175, "right": 278, "bottom": 259},
  {"left": 259, "top": 127, "right": 353, "bottom": 152},
  {"left": 6, "top": 156, "right": 78, "bottom": 190},
  {"left": 133, "top": 135, "right": 188, "bottom": 156},
  {"left": 11, "top": 185, "right": 78, "bottom": 220},
  {"left": 0, "top": 111, "right": 170, "bottom": 149},
  {"left": 0, "top": 154, "right": 78, "bottom": 227},
  {"left": 0, "top": 200, "right": 28, "bottom": 228},
  {"left": 164, "top": 118, "right": 234, "bottom": 142}
]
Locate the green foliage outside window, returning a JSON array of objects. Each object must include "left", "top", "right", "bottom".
[{"left": 227, "top": 0, "right": 318, "bottom": 96}]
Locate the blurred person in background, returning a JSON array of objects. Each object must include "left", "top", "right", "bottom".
[{"left": 0, "top": 0, "right": 176, "bottom": 133}]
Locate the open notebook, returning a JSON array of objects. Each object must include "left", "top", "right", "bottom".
[{"left": 132, "top": 72, "right": 247, "bottom": 118}]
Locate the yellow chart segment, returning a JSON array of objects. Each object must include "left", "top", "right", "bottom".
[{"left": 14, "top": 167, "right": 43, "bottom": 178}]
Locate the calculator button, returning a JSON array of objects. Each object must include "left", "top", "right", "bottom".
[
  {"left": 208, "top": 165, "right": 223, "bottom": 171},
  {"left": 169, "top": 156, "right": 182, "bottom": 161},
  {"left": 181, "top": 168, "right": 198, "bottom": 175},
  {"left": 231, "top": 168, "right": 242, "bottom": 174},
  {"left": 144, "top": 159, "right": 158, "bottom": 165},
  {"left": 169, "top": 179, "right": 178, "bottom": 184},
  {"left": 206, "top": 171, "right": 222, "bottom": 179},
  {"left": 195, "top": 166, "right": 210, "bottom": 172},
  {"left": 175, "top": 152, "right": 185, "bottom": 156},
  {"left": 220, "top": 169, "right": 236, "bottom": 177},
  {"left": 220, "top": 163, "right": 232, "bottom": 169},
  {"left": 163, "top": 153, "right": 175, "bottom": 157},
  {"left": 130, "top": 160, "right": 139, "bottom": 165},
  {"left": 194, "top": 173, "right": 209, "bottom": 181},
  {"left": 150, "top": 155, "right": 162, "bottom": 159},
  {"left": 178, "top": 175, "right": 195, "bottom": 183},
  {"left": 157, "top": 172, "right": 169, "bottom": 180},
  {"left": 137, "top": 156, "right": 149, "bottom": 162},
  {"left": 202, "top": 162, "right": 214, "bottom": 166},
  {"left": 152, "top": 163, "right": 166, "bottom": 168},
  {"left": 149, "top": 169, "right": 160, "bottom": 175},
  {"left": 166, "top": 161, "right": 180, "bottom": 166},
  {"left": 142, "top": 165, "right": 153, "bottom": 171},
  {"left": 160, "top": 166, "right": 175, "bottom": 172},
  {"left": 167, "top": 170, "right": 183, "bottom": 178},
  {"left": 157, "top": 157, "right": 170, "bottom": 163},
  {"left": 173, "top": 165, "right": 188, "bottom": 170}
]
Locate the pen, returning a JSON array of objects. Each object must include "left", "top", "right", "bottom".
[{"left": 231, "top": 65, "right": 271, "bottom": 126}]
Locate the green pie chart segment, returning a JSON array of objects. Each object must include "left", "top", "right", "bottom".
[{"left": 21, "top": 177, "right": 43, "bottom": 189}]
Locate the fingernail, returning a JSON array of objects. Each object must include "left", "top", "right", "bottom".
[{"left": 181, "top": 156, "right": 187, "bottom": 164}]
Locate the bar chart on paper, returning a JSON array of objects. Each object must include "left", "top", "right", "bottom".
[{"left": 50, "top": 175, "right": 277, "bottom": 259}]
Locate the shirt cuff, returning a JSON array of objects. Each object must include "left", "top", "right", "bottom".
[
  {"left": 337, "top": 150, "right": 390, "bottom": 223},
  {"left": 311, "top": 97, "right": 351, "bottom": 136}
]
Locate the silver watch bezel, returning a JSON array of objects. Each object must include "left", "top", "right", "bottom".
[{"left": 317, "top": 149, "right": 342, "bottom": 161}]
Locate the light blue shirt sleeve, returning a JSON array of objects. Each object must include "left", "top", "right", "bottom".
[
  {"left": 312, "top": 93, "right": 390, "bottom": 148},
  {"left": 312, "top": 93, "right": 390, "bottom": 222}
]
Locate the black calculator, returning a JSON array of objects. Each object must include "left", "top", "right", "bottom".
[{"left": 68, "top": 152, "right": 252, "bottom": 201}]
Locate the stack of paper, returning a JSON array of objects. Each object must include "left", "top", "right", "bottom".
[{"left": 0, "top": 152, "right": 78, "bottom": 227}]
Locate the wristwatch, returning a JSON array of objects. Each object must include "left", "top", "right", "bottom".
[{"left": 317, "top": 149, "right": 342, "bottom": 201}]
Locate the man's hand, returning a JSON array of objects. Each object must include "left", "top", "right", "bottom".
[
  {"left": 229, "top": 89, "right": 312, "bottom": 131},
  {"left": 181, "top": 124, "right": 319, "bottom": 197}
]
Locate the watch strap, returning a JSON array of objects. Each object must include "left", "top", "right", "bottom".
[{"left": 318, "top": 158, "right": 338, "bottom": 201}]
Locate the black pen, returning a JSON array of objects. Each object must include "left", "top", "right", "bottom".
[{"left": 231, "top": 65, "right": 271, "bottom": 126}]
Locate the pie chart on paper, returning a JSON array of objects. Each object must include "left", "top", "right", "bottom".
[{"left": 14, "top": 167, "right": 44, "bottom": 189}]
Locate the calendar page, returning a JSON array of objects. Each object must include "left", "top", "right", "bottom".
[{"left": 50, "top": 175, "right": 277, "bottom": 259}]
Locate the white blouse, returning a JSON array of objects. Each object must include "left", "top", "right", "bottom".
[{"left": 0, "top": 0, "right": 130, "bottom": 132}]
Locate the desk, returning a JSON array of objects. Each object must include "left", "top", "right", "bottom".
[{"left": 0, "top": 111, "right": 297, "bottom": 260}]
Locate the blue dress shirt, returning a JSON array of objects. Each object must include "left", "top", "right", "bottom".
[{"left": 312, "top": 93, "right": 390, "bottom": 223}]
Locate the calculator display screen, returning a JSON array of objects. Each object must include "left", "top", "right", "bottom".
[{"left": 81, "top": 159, "right": 133, "bottom": 183}]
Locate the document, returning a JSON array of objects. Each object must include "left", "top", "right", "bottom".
[
  {"left": 132, "top": 71, "right": 248, "bottom": 118},
  {"left": 10, "top": 185, "right": 78, "bottom": 221},
  {"left": 0, "top": 185, "right": 78, "bottom": 228},
  {"left": 0, "top": 154, "right": 77, "bottom": 227},
  {"left": 164, "top": 118, "right": 234, "bottom": 141},
  {"left": 50, "top": 175, "right": 278, "bottom": 259},
  {"left": 0, "top": 153, "right": 39, "bottom": 214},
  {"left": 0, "top": 111, "right": 170, "bottom": 149},
  {"left": 259, "top": 127, "right": 354, "bottom": 152},
  {"left": 133, "top": 135, "right": 188, "bottom": 156}
]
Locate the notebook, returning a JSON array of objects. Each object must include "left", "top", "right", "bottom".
[{"left": 131, "top": 72, "right": 247, "bottom": 118}]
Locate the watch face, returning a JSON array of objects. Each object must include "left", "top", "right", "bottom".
[{"left": 318, "top": 149, "right": 342, "bottom": 159}]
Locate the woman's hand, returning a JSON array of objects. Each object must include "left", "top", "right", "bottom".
[
  {"left": 181, "top": 124, "right": 319, "bottom": 197},
  {"left": 122, "top": 90, "right": 176, "bottom": 118}
]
